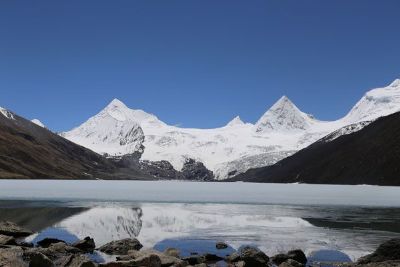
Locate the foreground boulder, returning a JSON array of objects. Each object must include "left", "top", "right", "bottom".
[
  {"left": 232, "top": 246, "right": 269, "bottom": 267},
  {"left": 27, "top": 252, "right": 54, "bottom": 267},
  {"left": 357, "top": 239, "right": 400, "bottom": 264},
  {"left": 0, "top": 221, "right": 33, "bottom": 237},
  {"left": 73, "top": 237, "right": 95, "bottom": 252},
  {"left": 98, "top": 238, "right": 143, "bottom": 255},
  {"left": 271, "top": 249, "right": 307, "bottom": 266}
]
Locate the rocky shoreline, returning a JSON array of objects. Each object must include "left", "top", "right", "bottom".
[{"left": 1, "top": 221, "right": 399, "bottom": 267}]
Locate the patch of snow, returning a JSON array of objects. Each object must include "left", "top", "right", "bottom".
[
  {"left": 225, "top": 116, "right": 245, "bottom": 127},
  {"left": 321, "top": 121, "right": 372, "bottom": 143},
  {"left": 31, "top": 119, "right": 45, "bottom": 128}
]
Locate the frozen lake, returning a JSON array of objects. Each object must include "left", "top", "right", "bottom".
[
  {"left": 0, "top": 180, "right": 400, "bottom": 263},
  {"left": 0, "top": 180, "right": 400, "bottom": 206}
]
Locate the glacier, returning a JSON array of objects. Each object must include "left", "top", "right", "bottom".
[{"left": 61, "top": 79, "right": 400, "bottom": 179}]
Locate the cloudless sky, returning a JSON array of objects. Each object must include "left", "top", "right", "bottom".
[{"left": 1, "top": 0, "right": 399, "bottom": 131}]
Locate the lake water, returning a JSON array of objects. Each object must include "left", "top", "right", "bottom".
[{"left": 0, "top": 180, "right": 400, "bottom": 264}]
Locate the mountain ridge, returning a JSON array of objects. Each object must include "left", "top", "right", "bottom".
[
  {"left": 0, "top": 107, "right": 150, "bottom": 180},
  {"left": 60, "top": 78, "right": 400, "bottom": 180}
]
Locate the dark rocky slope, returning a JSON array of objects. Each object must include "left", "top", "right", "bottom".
[
  {"left": 113, "top": 155, "right": 214, "bottom": 181},
  {"left": 0, "top": 109, "right": 150, "bottom": 180},
  {"left": 232, "top": 112, "right": 400, "bottom": 186}
]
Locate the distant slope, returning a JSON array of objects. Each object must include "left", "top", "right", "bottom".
[
  {"left": 0, "top": 108, "right": 149, "bottom": 179},
  {"left": 231, "top": 112, "right": 400, "bottom": 186}
]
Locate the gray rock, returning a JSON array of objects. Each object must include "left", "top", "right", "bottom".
[
  {"left": 238, "top": 246, "right": 269, "bottom": 267},
  {"left": 98, "top": 238, "right": 143, "bottom": 255},
  {"left": 164, "top": 248, "right": 180, "bottom": 258},
  {"left": 37, "top": 238, "right": 66, "bottom": 248},
  {"left": 48, "top": 242, "right": 83, "bottom": 254},
  {"left": 271, "top": 253, "right": 290, "bottom": 265},
  {"left": 73, "top": 237, "right": 95, "bottom": 252},
  {"left": 357, "top": 239, "right": 400, "bottom": 264},
  {"left": 204, "top": 253, "right": 223, "bottom": 262},
  {"left": 271, "top": 250, "right": 307, "bottom": 266},
  {"left": 28, "top": 252, "right": 54, "bottom": 267},
  {"left": 287, "top": 250, "right": 307, "bottom": 265},
  {"left": 65, "top": 254, "right": 97, "bottom": 267},
  {"left": 216, "top": 242, "right": 228, "bottom": 250},
  {"left": 0, "top": 246, "right": 26, "bottom": 267},
  {"left": 227, "top": 252, "right": 241, "bottom": 262},
  {"left": 118, "top": 249, "right": 187, "bottom": 267},
  {"left": 0, "top": 221, "right": 33, "bottom": 237},
  {"left": 100, "top": 254, "right": 161, "bottom": 267},
  {"left": 182, "top": 254, "right": 206, "bottom": 265}
]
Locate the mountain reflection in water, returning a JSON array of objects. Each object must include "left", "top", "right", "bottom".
[{"left": 1, "top": 201, "right": 400, "bottom": 261}]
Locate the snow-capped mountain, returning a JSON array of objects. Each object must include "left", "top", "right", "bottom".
[
  {"left": 254, "top": 96, "right": 317, "bottom": 133},
  {"left": 343, "top": 79, "right": 400, "bottom": 123},
  {"left": 62, "top": 99, "right": 147, "bottom": 156},
  {"left": 62, "top": 79, "right": 400, "bottom": 180}
]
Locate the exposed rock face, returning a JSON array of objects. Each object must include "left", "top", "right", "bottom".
[
  {"left": 98, "top": 238, "right": 143, "bottom": 255},
  {"left": 0, "top": 221, "right": 33, "bottom": 237},
  {"left": 357, "top": 238, "right": 400, "bottom": 264},
  {"left": 115, "top": 155, "right": 215, "bottom": 180},
  {"left": 180, "top": 158, "right": 214, "bottom": 181}
]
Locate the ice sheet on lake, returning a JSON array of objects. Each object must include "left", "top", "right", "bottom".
[{"left": 0, "top": 180, "right": 400, "bottom": 207}]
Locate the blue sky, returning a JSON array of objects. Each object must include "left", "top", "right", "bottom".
[{"left": 1, "top": 0, "right": 399, "bottom": 131}]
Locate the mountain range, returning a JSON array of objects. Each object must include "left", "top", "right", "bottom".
[
  {"left": 61, "top": 79, "right": 400, "bottom": 180},
  {"left": 1, "top": 78, "right": 400, "bottom": 183}
]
